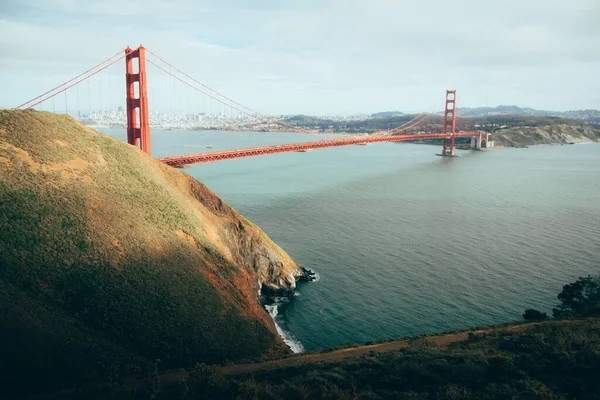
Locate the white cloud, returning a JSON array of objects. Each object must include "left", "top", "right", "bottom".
[{"left": 1, "top": 0, "right": 599, "bottom": 114}]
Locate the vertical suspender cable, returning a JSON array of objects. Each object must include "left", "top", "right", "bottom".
[{"left": 76, "top": 78, "right": 80, "bottom": 119}]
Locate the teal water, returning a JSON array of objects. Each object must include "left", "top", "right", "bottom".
[{"left": 101, "top": 128, "right": 600, "bottom": 351}]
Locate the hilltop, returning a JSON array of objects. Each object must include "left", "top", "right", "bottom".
[{"left": 0, "top": 109, "right": 305, "bottom": 396}]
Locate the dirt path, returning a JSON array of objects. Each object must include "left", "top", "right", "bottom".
[
  {"left": 220, "top": 331, "right": 478, "bottom": 376},
  {"left": 40, "top": 320, "right": 566, "bottom": 398},
  {"left": 157, "top": 322, "right": 547, "bottom": 385}
]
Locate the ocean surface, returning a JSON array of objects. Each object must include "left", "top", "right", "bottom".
[{"left": 101, "top": 128, "right": 600, "bottom": 352}]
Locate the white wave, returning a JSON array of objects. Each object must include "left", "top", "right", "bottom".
[
  {"left": 265, "top": 303, "right": 305, "bottom": 354},
  {"left": 310, "top": 271, "right": 321, "bottom": 282}
]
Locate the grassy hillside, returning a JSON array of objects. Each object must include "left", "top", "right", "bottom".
[{"left": 0, "top": 109, "right": 303, "bottom": 396}]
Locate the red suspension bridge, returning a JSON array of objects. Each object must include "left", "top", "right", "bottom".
[{"left": 14, "top": 45, "right": 491, "bottom": 167}]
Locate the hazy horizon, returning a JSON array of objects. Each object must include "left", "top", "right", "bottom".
[{"left": 51, "top": 103, "right": 600, "bottom": 119}]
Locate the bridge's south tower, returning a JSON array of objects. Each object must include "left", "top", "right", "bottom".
[{"left": 125, "top": 46, "right": 151, "bottom": 155}]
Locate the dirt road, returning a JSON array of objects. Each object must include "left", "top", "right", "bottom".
[
  {"left": 158, "top": 322, "right": 546, "bottom": 385},
  {"left": 220, "top": 330, "right": 480, "bottom": 375}
]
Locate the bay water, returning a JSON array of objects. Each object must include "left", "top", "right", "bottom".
[{"left": 101, "top": 128, "right": 600, "bottom": 351}]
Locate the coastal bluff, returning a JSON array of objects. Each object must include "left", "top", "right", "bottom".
[{"left": 0, "top": 109, "right": 304, "bottom": 395}]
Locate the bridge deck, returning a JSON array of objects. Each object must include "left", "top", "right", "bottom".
[{"left": 158, "top": 132, "right": 481, "bottom": 167}]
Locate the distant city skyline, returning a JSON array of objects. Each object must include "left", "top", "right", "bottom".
[{"left": 1, "top": 0, "right": 599, "bottom": 114}]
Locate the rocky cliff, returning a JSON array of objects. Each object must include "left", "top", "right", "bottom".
[
  {"left": 490, "top": 123, "right": 600, "bottom": 147},
  {"left": 0, "top": 109, "right": 303, "bottom": 395}
]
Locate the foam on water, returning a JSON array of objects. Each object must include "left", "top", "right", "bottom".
[
  {"left": 265, "top": 301, "right": 305, "bottom": 354},
  {"left": 310, "top": 271, "right": 321, "bottom": 282}
]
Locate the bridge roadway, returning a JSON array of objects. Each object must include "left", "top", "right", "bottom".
[{"left": 158, "top": 132, "right": 481, "bottom": 167}]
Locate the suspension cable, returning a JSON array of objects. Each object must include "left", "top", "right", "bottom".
[
  {"left": 146, "top": 57, "right": 304, "bottom": 132},
  {"left": 148, "top": 48, "right": 431, "bottom": 137},
  {"left": 382, "top": 114, "right": 425, "bottom": 134},
  {"left": 392, "top": 114, "right": 431, "bottom": 134},
  {"left": 146, "top": 48, "right": 265, "bottom": 118},
  {"left": 14, "top": 49, "right": 124, "bottom": 109},
  {"left": 383, "top": 114, "right": 430, "bottom": 135},
  {"left": 23, "top": 54, "right": 126, "bottom": 110},
  {"left": 375, "top": 112, "right": 429, "bottom": 136},
  {"left": 145, "top": 50, "right": 303, "bottom": 133}
]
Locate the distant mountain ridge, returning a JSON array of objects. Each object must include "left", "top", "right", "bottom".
[{"left": 455, "top": 106, "right": 600, "bottom": 122}]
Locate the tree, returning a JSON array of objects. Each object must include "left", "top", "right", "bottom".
[
  {"left": 552, "top": 275, "right": 600, "bottom": 319},
  {"left": 522, "top": 309, "right": 548, "bottom": 321}
]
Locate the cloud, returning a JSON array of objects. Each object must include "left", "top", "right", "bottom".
[{"left": 1, "top": 0, "right": 599, "bottom": 114}]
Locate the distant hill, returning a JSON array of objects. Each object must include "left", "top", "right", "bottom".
[
  {"left": 371, "top": 111, "right": 404, "bottom": 118},
  {"left": 456, "top": 105, "right": 600, "bottom": 122},
  {"left": 0, "top": 110, "right": 303, "bottom": 396},
  {"left": 283, "top": 112, "right": 600, "bottom": 145},
  {"left": 403, "top": 114, "right": 600, "bottom": 146}
]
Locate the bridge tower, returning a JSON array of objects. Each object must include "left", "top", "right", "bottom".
[
  {"left": 125, "top": 46, "right": 151, "bottom": 155},
  {"left": 440, "top": 90, "right": 457, "bottom": 156}
]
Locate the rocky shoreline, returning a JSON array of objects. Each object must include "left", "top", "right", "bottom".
[
  {"left": 261, "top": 266, "right": 317, "bottom": 300},
  {"left": 259, "top": 267, "right": 317, "bottom": 353}
]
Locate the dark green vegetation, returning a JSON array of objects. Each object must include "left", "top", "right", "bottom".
[
  {"left": 522, "top": 275, "right": 600, "bottom": 322},
  {"left": 87, "top": 319, "right": 599, "bottom": 399},
  {"left": 522, "top": 308, "right": 549, "bottom": 321},
  {"left": 68, "top": 276, "right": 600, "bottom": 399},
  {"left": 0, "top": 110, "right": 300, "bottom": 397},
  {"left": 552, "top": 275, "right": 600, "bottom": 319},
  {"left": 183, "top": 319, "right": 600, "bottom": 400}
]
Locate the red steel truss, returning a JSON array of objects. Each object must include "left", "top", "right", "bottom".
[{"left": 158, "top": 132, "right": 480, "bottom": 167}]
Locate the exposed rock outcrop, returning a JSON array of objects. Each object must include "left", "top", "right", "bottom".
[
  {"left": 187, "top": 177, "right": 303, "bottom": 296},
  {"left": 486, "top": 124, "right": 600, "bottom": 147}
]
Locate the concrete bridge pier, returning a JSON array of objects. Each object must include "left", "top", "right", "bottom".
[{"left": 471, "top": 133, "right": 494, "bottom": 150}]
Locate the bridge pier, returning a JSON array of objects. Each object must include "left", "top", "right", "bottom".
[
  {"left": 470, "top": 133, "right": 494, "bottom": 150},
  {"left": 440, "top": 138, "right": 456, "bottom": 156}
]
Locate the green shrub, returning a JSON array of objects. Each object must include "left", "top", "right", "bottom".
[{"left": 522, "top": 309, "right": 549, "bottom": 321}]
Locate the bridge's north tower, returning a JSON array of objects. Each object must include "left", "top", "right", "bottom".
[
  {"left": 125, "top": 46, "right": 151, "bottom": 155},
  {"left": 440, "top": 90, "right": 457, "bottom": 156}
]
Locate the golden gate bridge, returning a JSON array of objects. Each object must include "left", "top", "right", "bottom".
[{"left": 13, "top": 45, "right": 491, "bottom": 167}]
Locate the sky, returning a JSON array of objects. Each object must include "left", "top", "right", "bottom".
[{"left": 1, "top": 0, "right": 599, "bottom": 115}]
